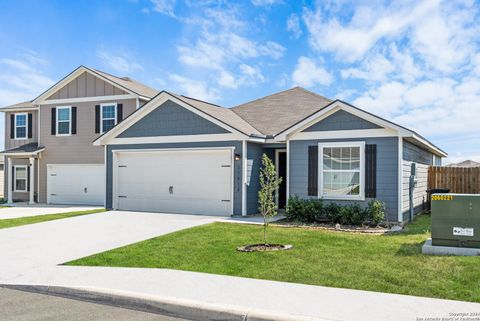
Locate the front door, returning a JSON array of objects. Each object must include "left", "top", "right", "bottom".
[{"left": 278, "top": 151, "right": 287, "bottom": 209}]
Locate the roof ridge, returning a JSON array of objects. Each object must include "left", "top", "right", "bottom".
[
  {"left": 232, "top": 86, "right": 303, "bottom": 109},
  {"left": 293, "top": 86, "right": 333, "bottom": 102},
  {"left": 179, "top": 94, "right": 223, "bottom": 108}
]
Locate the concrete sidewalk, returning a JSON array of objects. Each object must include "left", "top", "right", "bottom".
[
  {"left": 0, "top": 203, "right": 103, "bottom": 219},
  {"left": 5, "top": 265, "right": 480, "bottom": 321}
]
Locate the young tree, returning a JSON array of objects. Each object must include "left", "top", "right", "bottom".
[{"left": 258, "top": 153, "right": 283, "bottom": 245}]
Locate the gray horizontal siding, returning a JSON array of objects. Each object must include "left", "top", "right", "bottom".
[
  {"left": 290, "top": 137, "right": 399, "bottom": 222},
  {"left": 402, "top": 161, "right": 428, "bottom": 221},
  {"left": 303, "top": 110, "right": 381, "bottom": 132},
  {"left": 117, "top": 100, "right": 229, "bottom": 138},
  {"left": 403, "top": 140, "right": 433, "bottom": 165},
  {"left": 106, "top": 141, "right": 242, "bottom": 215}
]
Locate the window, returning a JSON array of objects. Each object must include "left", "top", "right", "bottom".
[
  {"left": 319, "top": 142, "right": 364, "bottom": 200},
  {"left": 56, "top": 106, "right": 71, "bottom": 135},
  {"left": 14, "top": 113, "right": 27, "bottom": 139},
  {"left": 101, "top": 103, "right": 117, "bottom": 133},
  {"left": 14, "top": 165, "right": 27, "bottom": 192}
]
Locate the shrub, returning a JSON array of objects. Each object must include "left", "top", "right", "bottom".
[
  {"left": 324, "top": 202, "right": 342, "bottom": 223},
  {"left": 286, "top": 196, "right": 323, "bottom": 223},
  {"left": 367, "top": 199, "right": 386, "bottom": 226},
  {"left": 338, "top": 203, "right": 368, "bottom": 226}
]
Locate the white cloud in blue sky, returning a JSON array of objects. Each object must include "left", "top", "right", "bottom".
[{"left": 0, "top": 0, "right": 479, "bottom": 163}]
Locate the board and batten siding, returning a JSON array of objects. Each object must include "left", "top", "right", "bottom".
[
  {"left": 117, "top": 100, "right": 229, "bottom": 138},
  {"left": 401, "top": 140, "right": 436, "bottom": 221},
  {"left": 37, "top": 99, "right": 137, "bottom": 203},
  {"left": 245, "top": 142, "right": 264, "bottom": 215},
  {"left": 105, "top": 141, "right": 243, "bottom": 215},
  {"left": 4, "top": 110, "right": 38, "bottom": 150},
  {"left": 46, "top": 72, "right": 127, "bottom": 100},
  {"left": 289, "top": 137, "right": 399, "bottom": 222}
]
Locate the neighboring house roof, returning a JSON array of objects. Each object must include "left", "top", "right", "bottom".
[
  {"left": 446, "top": 160, "right": 480, "bottom": 167},
  {"left": 232, "top": 87, "right": 332, "bottom": 136},
  {"left": 171, "top": 93, "right": 263, "bottom": 137},
  {"left": 0, "top": 143, "right": 45, "bottom": 155}
]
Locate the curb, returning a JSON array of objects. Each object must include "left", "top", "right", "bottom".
[{"left": 1, "top": 284, "right": 331, "bottom": 321}]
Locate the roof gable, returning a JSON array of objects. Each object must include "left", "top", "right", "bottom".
[
  {"left": 302, "top": 109, "right": 381, "bottom": 132},
  {"left": 117, "top": 100, "right": 230, "bottom": 138}
]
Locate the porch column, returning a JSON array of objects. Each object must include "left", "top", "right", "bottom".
[
  {"left": 7, "top": 156, "right": 12, "bottom": 204},
  {"left": 29, "top": 157, "right": 35, "bottom": 204}
]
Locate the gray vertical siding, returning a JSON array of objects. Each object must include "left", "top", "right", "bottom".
[
  {"left": 303, "top": 110, "right": 381, "bottom": 132},
  {"left": 289, "top": 137, "right": 399, "bottom": 221},
  {"left": 117, "top": 100, "right": 229, "bottom": 138},
  {"left": 106, "top": 141, "right": 243, "bottom": 215},
  {"left": 246, "top": 142, "right": 264, "bottom": 214}
]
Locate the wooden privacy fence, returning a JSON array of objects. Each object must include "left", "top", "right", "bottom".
[{"left": 428, "top": 166, "right": 480, "bottom": 194}]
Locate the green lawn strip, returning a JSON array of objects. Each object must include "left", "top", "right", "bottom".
[
  {"left": 66, "top": 214, "right": 480, "bottom": 303},
  {"left": 0, "top": 209, "right": 107, "bottom": 229}
]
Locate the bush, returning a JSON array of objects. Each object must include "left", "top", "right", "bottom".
[
  {"left": 367, "top": 199, "right": 386, "bottom": 226},
  {"left": 286, "top": 195, "right": 323, "bottom": 223},
  {"left": 324, "top": 202, "right": 342, "bottom": 223},
  {"left": 338, "top": 203, "right": 368, "bottom": 226}
]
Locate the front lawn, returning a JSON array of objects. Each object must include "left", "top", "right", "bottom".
[
  {"left": 0, "top": 209, "right": 107, "bottom": 229},
  {"left": 66, "top": 214, "right": 480, "bottom": 302}
]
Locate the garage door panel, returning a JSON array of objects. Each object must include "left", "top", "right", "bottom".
[
  {"left": 115, "top": 149, "right": 233, "bottom": 216},
  {"left": 48, "top": 165, "right": 105, "bottom": 206}
]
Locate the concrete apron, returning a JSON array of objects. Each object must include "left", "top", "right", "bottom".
[{"left": 0, "top": 284, "right": 327, "bottom": 321}]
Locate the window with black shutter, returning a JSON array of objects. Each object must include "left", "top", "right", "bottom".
[
  {"left": 365, "top": 144, "right": 377, "bottom": 198},
  {"left": 308, "top": 145, "right": 318, "bottom": 196}
]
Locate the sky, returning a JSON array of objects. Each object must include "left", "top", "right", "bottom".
[{"left": 0, "top": 0, "right": 479, "bottom": 163}]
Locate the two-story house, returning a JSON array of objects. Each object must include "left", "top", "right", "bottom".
[{"left": 0, "top": 66, "right": 157, "bottom": 205}]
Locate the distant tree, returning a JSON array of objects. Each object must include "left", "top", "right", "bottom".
[{"left": 258, "top": 153, "right": 283, "bottom": 245}]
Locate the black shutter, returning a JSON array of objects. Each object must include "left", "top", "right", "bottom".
[
  {"left": 308, "top": 145, "right": 318, "bottom": 196},
  {"left": 51, "top": 108, "right": 56, "bottom": 135},
  {"left": 10, "top": 114, "right": 14, "bottom": 139},
  {"left": 71, "top": 107, "right": 77, "bottom": 134},
  {"left": 365, "top": 144, "right": 377, "bottom": 198},
  {"left": 27, "top": 166, "right": 30, "bottom": 192},
  {"left": 117, "top": 103, "right": 123, "bottom": 124},
  {"left": 95, "top": 105, "right": 100, "bottom": 133},
  {"left": 28, "top": 113, "right": 33, "bottom": 138}
]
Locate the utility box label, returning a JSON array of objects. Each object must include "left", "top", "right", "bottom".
[{"left": 453, "top": 227, "right": 474, "bottom": 237}]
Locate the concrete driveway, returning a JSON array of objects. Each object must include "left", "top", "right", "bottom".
[
  {"left": 0, "top": 204, "right": 103, "bottom": 219},
  {"left": 0, "top": 210, "right": 218, "bottom": 282}
]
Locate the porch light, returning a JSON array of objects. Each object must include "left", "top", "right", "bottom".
[{"left": 234, "top": 153, "right": 241, "bottom": 161}]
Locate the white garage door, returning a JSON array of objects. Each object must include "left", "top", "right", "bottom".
[
  {"left": 114, "top": 149, "right": 233, "bottom": 216},
  {"left": 47, "top": 164, "right": 105, "bottom": 205}
]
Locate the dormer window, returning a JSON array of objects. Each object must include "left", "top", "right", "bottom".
[{"left": 14, "top": 113, "right": 28, "bottom": 139}]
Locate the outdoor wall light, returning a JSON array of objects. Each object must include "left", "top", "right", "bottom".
[{"left": 234, "top": 153, "right": 241, "bottom": 161}]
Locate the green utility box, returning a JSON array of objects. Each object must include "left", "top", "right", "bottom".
[{"left": 431, "top": 194, "right": 480, "bottom": 248}]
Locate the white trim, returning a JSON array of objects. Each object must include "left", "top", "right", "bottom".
[
  {"left": 100, "top": 102, "right": 118, "bottom": 134},
  {"left": 94, "top": 92, "right": 249, "bottom": 146},
  {"left": 13, "top": 165, "right": 28, "bottom": 193},
  {"left": 104, "top": 145, "right": 107, "bottom": 208},
  {"left": 275, "top": 149, "right": 287, "bottom": 207},
  {"left": 33, "top": 66, "right": 142, "bottom": 104},
  {"left": 29, "top": 157, "right": 35, "bottom": 204},
  {"left": 398, "top": 137, "right": 403, "bottom": 222},
  {"left": 318, "top": 141, "right": 365, "bottom": 201},
  {"left": 42, "top": 94, "right": 136, "bottom": 105},
  {"left": 242, "top": 140, "right": 247, "bottom": 216},
  {"left": 55, "top": 106, "right": 72, "bottom": 136},
  {"left": 290, "top": 128, "right": 397, "bottom": 141},
  {"left": 7, "top": 157, "right": 12, "bottom": 203},
  {"left": 14, "top": 113, "right": 28, "bottom": 140},
  {"left": 0, "top": 148, "right": 45, "bottom": 157},
  {"left": 135, "top": 98, "right": 140, "bottom": 109},
  {"left": 1, "top": 107, "right": 38, "bottom": 112},
  {"left": 111, "top": 147, "right": 235, "bottom": 215},
  {"left": 106, "top": 133, "right": 245, "bottom": 145},
  {"left": 286, "top": 140, "right": 290, "bottom": 202},
  {"left": 409, "top": 134, "right": 448, "bottom": 157}
]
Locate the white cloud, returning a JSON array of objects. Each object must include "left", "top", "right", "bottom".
[
  {"left": 150, "top": 0, "right": 176, "bottom": 17},
  {"left": 97, "top": 50, "right": 143, "bottom": 73},
  {"left": 169, "top": 74, "right": 219, "bottom": 102},
  {"left": 292, "top": 56, "right": 332, "bottom": 88},
  {"left": 251, "top": 0, "right": 281, "bottom": 6},
  {"left": 287, "top": 13, "right": 302, "bottom": 39}
]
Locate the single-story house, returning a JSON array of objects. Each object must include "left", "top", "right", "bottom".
[{"left": 94, "top": 87, "right": 447, "bottom": 222}]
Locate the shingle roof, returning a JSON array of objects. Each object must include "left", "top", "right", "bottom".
[
  {"left": 0, "top": 101, "right": 36, "bottom": 110},
  {"left": 171, "top": 93, "right": 263, "bottom": 136},
  {"left": 0, "top": 143, "right": 45, "bottom": 154},
  {"left": 232, "top": 87, "right": 332, "bottom": 136},
  {"left": 91, "top": 68, "right": 158, "bottom": 98}
]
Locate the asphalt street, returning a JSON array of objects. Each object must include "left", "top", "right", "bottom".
[{"left": 0, "top": 287, "right": 190, "bottom": 321}]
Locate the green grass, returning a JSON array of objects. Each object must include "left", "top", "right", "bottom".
[
  {"left": 0, "top": 209, "right": 107, "bottom": 229},
  {"left": 66, "top": 214, "right": 480, "bottom": 302}
]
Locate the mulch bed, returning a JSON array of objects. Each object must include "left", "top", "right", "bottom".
[
  {"left": 237, "top": 243, "right": 293, "bottom": 252},
  {"left": 272, "top": 220, "right": 399, "bottom": 234}
]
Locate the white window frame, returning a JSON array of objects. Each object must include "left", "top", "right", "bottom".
[
  {"left": 14, "top": 113, "right": 28, "bottom": 140},
  {"left": 100, "top": 102, "right": 117, "bottom": 134},
  {"left": 318, "top": 141, "right": 365, "bottom": 201},
  {"left": 56, "top": 106, "right": 72, "bottom": 136},
  {"left": 13, "top": 165, "right": 28, "bottom": 192}
]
